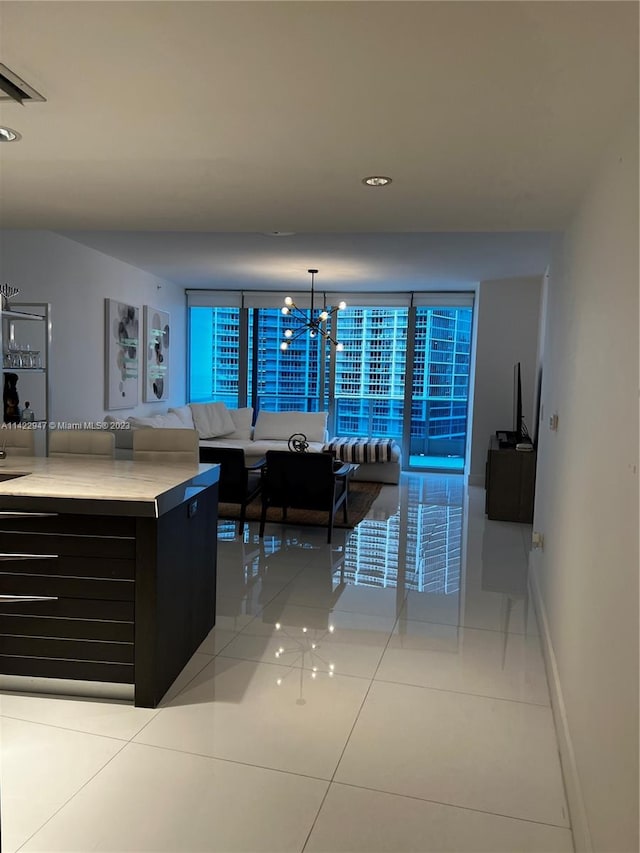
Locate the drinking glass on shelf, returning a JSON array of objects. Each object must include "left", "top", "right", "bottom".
[{"left": 7, "top": 341, "right": 18, "bottom": 368}]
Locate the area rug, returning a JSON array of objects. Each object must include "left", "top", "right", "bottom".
[{"left": 218, "top": 481, "right": 383, "bottom": 529}]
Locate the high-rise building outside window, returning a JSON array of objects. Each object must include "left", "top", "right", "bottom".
[
  {"left": 249, "top": 309, "right": 324, "bottom": 413},
  {"left": 334, "top": 308, "right": 408, "bottom": 441},
  {"left": 188, "top": 299, "right": 473, "bottom": 471},
  {"left": 409, "top": 306, "right": 472, "bottom": 466},
  {"left": 189, "top": 307, "right": 240, "bottom": 406}
]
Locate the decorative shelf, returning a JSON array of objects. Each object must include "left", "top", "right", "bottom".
[
  {"left": 1, "top": 302, "right": 51, "bottom": 454},
  {"left": 1, "top": 309, "right": 45, "bottom": 322}
]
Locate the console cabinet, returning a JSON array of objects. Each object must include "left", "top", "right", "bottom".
[{"left": 485, "top": 436, "right": 536, "bottom": 523}]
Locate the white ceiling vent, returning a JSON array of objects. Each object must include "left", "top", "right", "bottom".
[{"left": 0, "top": 64, "right": 46, "bottom": 104}]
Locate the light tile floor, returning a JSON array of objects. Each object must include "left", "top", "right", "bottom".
[{"left": 0, "top": 474, "right": 573, "bottom": 852}]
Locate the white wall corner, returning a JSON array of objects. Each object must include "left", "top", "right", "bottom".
[
  {"left": 529, "top": 558, "right": 593, "bottom": 853},
  {"left": 469, "top": 276, "right": 543, "bottom": 483}
]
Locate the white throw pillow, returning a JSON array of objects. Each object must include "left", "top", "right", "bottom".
[
  {"left": 127, "top": 415, "right": 161, "bottom": 429},
  {"left": 190, "top": 402, "right": 236, "bottom": 439},
  {"left": 168, "top": 405, "right": 195, "bottom": 429},
  {"left": 127, "top": 412, "right": 185, "bottom": 429},
  {"left": 253, "top": 410, "right": 328, "bottom": 443},
  {"left": 153, "top": 412, "right": 185, "bottom": 429},
  {"left": 226, "top": 407, "right": 254, "bottom": 440}
]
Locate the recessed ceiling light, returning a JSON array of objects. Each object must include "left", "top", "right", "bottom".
[
  {"left": 263, "top": 231, "right": 296, "bottom": 237},
  {"left": 362, "top": 176, "right": 392, "bottom": 187},
  {"left": 0, "top": 126, "right": 21, "bottom": 142}
]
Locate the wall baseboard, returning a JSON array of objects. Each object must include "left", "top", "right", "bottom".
[{"left": 529, "top": 562, "right": 592, "bottom": 853}]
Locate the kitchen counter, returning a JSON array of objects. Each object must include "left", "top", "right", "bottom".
[
  {"left": 0, "top": 457, "right": 220, "bottom": 706},
  {"left": 0, "top": 455, "right": 219, "bottom": 517}
]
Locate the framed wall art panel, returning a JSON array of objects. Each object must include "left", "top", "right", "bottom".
[
  {"left": 105, "top": 298, "right": 139, "bottom": 409},
  {"left": 143, "top": 306, "right": 170, "bottom": 402}
]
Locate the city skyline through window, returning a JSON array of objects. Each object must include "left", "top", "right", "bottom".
[{"left": 189, "top": 301, "right": 473, "bottom": 470}]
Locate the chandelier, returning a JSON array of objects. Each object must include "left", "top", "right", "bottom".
[{"left": 280, "top": 269, "right": 346, "bottom": 351}]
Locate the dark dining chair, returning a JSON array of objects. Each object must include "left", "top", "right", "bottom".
[
  {"left": 259, "top": 450, "right": 350, "bottom": 544},
  {"left": 199, "top": 446, "right": 264, "bottom": 534}
]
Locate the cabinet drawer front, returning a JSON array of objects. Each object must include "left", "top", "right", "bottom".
[
  {"left": 0, "top": 531, "right": 135, "bottom": 559},
  {"left": 0, "top": 635, "right": 134, "bottom": 664},
  {"left": 0, "top": 596, "right": 133, "bottom": 620},
  {"left": 0, "top": 513, "right": 135, "bottom": 537},
  {"left": 0, "top": 573, "right": 134, "bottom": 601},
  {"left": 0, "top": 555, "right": 135, "bottom": 581},
  {"left": 0, "top": 613, "right": 133, "bottom": 642},
  {"left": 0, "top": 655, "right": 133, "bottom": 684}
]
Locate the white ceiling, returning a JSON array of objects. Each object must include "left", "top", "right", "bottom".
[
  {"left": 58, "top": 230, "right": 554, "bottom": 290},
  {"left": 0, "top": 1, "right": 637, "bottom": 289}
]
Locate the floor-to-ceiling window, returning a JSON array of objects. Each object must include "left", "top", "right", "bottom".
[
  {"left": 408, "top": 304, "right": 473, "bottom": 471},
  {"left": 188, "top": 292, "right": 473, "bottom": 472}
]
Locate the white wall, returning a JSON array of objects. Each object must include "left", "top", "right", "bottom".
[
  {"left": 0, "top": 230, "right": 186, "bottom": 423},
  {"left": 530, "top": 115, "right": 639, "bottom": 853},
  {"left": 468, "top": 276, "right": 542, "bottom": 485}
]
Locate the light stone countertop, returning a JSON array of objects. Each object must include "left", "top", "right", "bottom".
[{"left": 0, "top": 456, "right": 220, "bottom": 517}]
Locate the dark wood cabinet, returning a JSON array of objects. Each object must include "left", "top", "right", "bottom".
[{"left": 485, "top": 437, "right": 536, "bottom": 523}]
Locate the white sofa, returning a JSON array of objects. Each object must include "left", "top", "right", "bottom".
[{"left": 111, "top": 403, "right": 401, "bottom": 484}]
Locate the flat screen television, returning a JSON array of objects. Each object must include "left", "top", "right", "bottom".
[
  {"left": 496, "top": 363, "right": 530, "bottom": 447},
  {"left": 513, "top": 362, "right": 523, "bottom": 442}
]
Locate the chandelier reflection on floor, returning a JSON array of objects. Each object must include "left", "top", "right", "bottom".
[
  {"left": 272, "top": 621, "right": 337, "bottom": 704},
  {"left": 280, "top": 269, "right": 346, "bottom": 351}
]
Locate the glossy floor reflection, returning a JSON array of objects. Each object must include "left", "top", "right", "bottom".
[{"left": 0, "top": 474, "right": 573, "bottom": 852}]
